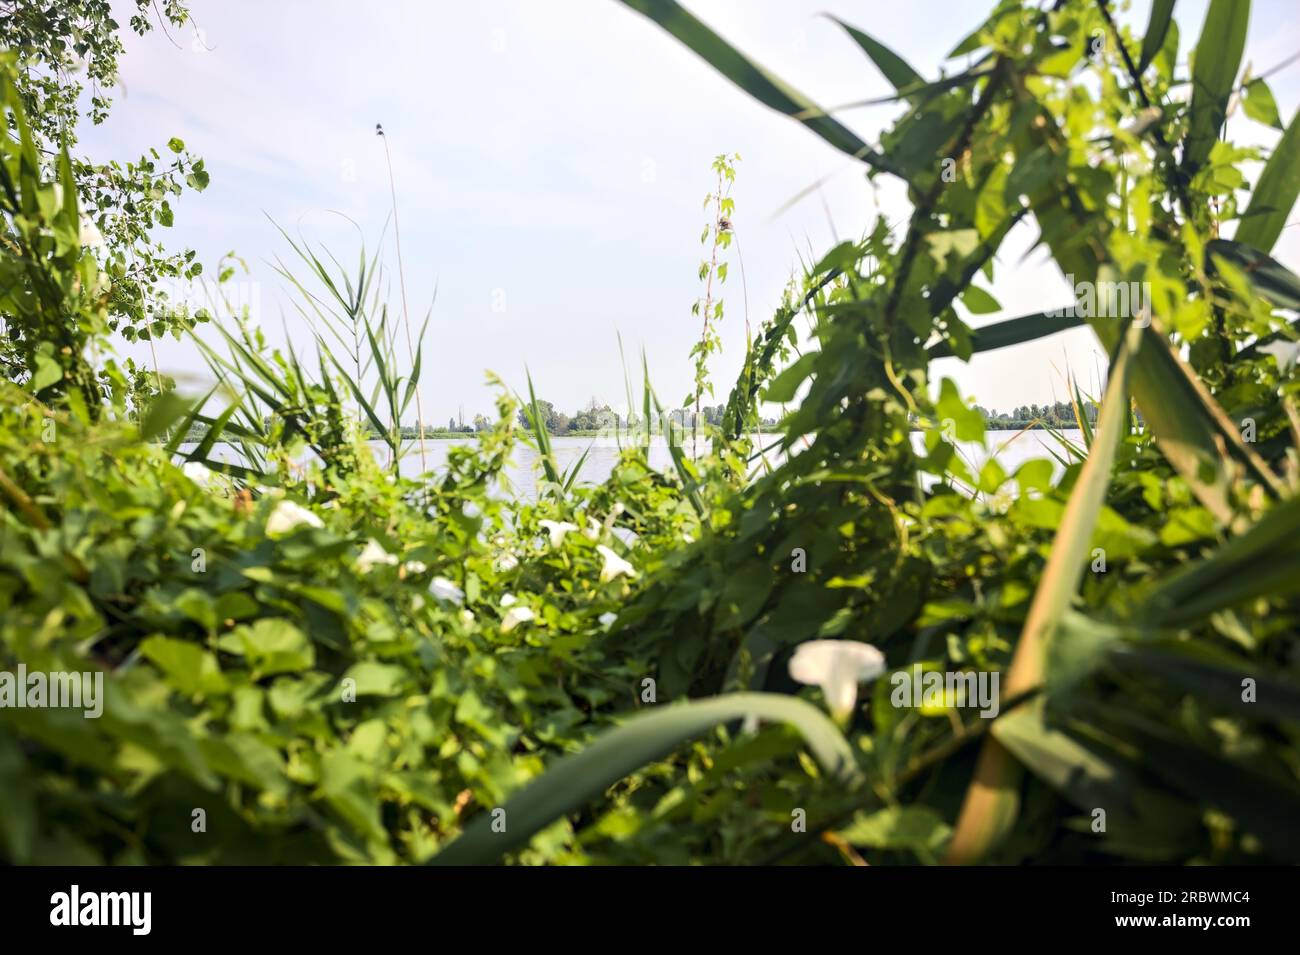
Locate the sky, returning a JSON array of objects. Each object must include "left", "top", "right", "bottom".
[{"left": 81, "top": 0, "right": 1300, "bottom": 423}]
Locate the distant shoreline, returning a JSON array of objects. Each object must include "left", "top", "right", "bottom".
[{"left": 177, "top": 425, "right": 1085, "bottom": 447}]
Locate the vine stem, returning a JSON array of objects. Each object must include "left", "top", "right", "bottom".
[{"left": 694, "top": 165, "right": 724, "bottom": 459}]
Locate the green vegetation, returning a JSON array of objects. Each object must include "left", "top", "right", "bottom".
[
  {"left": 972, "top": 400, "right": 1100, "bottom": 432},
  {"left": 2, "top": 0, "right": 1300, "bottom": 868}
]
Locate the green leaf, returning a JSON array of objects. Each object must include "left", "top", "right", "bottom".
[
  {"left": 924, "top": 229, "right": 980, "bottom": 271},
  {"left": 978, "top": 457, "right": 1007, "bottom": 494},
  {"left": 198, "top": 733, "right": 289, "bottom": 797},
  {"left": 1181, "top": 0, "right": 1250, "bottom": 174},
  {"left": 1111, "top": 646, "right": 1300, "bottom": 724},
  {"left": 219, "top": 619, "right": 314, "bottom": 677},
  {"left": 1138, "top": 0, "right": 1177, "bottom": 73},
  {"left": 836, "top": 805, "right": 951, "bottom": 853},
  {"left": 1015, "top": 458, "right": 1055, "bottom": 493},
  {"left": 936, "top": 378, "right": 984, "bottom": 442},
  {"left": 763, "top": 351, "right": 818, "bottom": 403},
  {"left": 57, "top": 146, "right": 78, "bottom": 223},
  {"left": 1241, "top": 78, "right": 1282, "bottom": 129},
  {"left": 1208, "top": 239, "right": 1300, "bottom": 312},
  {"left": 30, "top": 353, "right": 62, "bottom": 394},
  {"left": 830, "top": 18, "right": 924, "bottom": 99},
  {"left": 928, "top": 309, "right": 1084, "bottom": 358},
  {"left": 139, "top": 390, "right": 192, "bottom": 441},
  {"left": 341, "top": 662, "right": 408, "bottom": 698},
  {"left": 319, "top": 749, "right": 388, "bottom": 847},
  {"left": 140, "top": 637, "right": 229, "bottom": 697},
  {"left": 1044, "top": 610, "right": 1124, "bottom": 696},
  {"left": 1236, "top": 107, "right": 1300, "bottom": 252},
  {"left": 429, "top": 693, "right": 859, "bottom": 865},
  {"left": 1082, "top": 705, "right": 1300, "bottom": 862},
  {"left": 992, "top": 699, "right": 1135, "bottom": 815},
  {"left": 1136, "top": 493, "right": 1300, "bottom": 626},
  {"left": 960, "top": 285, "right": 1001, "bottom": 315},
  {"left": 0, "top": 736, "right": 37, "bottom": 863},
  {"left": 991, "top": 699, "right": 1201, "bottom": 856},
  {"left": 1127, "top": 325, "right": 1271, "bottom": 525}
]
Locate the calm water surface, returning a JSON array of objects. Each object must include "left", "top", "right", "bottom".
[
  {"left": 184, "top": 430, "right": 1081, "bottom": 500},
  {"left": 215, "top": 429, "right": 1079, "bottom": 499}
]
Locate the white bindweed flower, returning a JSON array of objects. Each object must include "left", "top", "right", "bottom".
[
  {"left": 788, "top": 640, "right": 886, "bottom": 720},
  {"left": 583, "top": 517, "right": 602, "bottom": 540},
  {"left": 598, "top": 612, "right": 617, "bottom": 629},
  {"left": 496, "top": 552, "right": 519, "bottom": 572},
  {"left": 181, "top": 461, "right": 214, "bottom": 487},
  {"left": 500, "top": 593, "right": 518, "bottom": 608},
  {"left": 266, "top": 499, "right": 323, "bottom": 536},
  {"left": 79, "top": 215, "right": 105, "bottom": 250},
  {"left": 403, "top": 560, "right": 427, "bottom": 575},
  {"left": 355, "top": 539, "right": 398, "bottom": 573},
  {"left": 1260, "top": 339, "right": 1300, "bottom": 375},
  {"left": 501, "top": 605, "right": 535, "bottom": 633},
  {"left": 597, "top": 545, "right": 636, "bottom": 583},
  {"left": 459, "top": 609, "right": 475, "bottom": 625},
  {"left": 429, "top": 576, "right": 465, "bottom": 605},
  {"left": 539, "top": 519, "right": 579, "bottom": 548}
]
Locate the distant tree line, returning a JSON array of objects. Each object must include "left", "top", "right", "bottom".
[
  {"left": 180, "top": 397, "right": 1114, "bottom": 443},
  {"left": 177, "top": 401, "right": 779, "bottom": 443},
  {"left": 513, "top": 400, "right": 777, "bottom": 434},
  {"left": 974, "top": 400, "right": 1099, "bottom": 431},
  {"left": 180, "top": 398, "right": 1107, "bottom": 444}
]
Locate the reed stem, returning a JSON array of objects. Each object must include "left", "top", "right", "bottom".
[{"left": 378, "top": 126, "right": 428, "bottom": 473}]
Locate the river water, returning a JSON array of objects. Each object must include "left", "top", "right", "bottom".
[{"left": 184, "top": 429, "right": 1081, "bottom": 500}]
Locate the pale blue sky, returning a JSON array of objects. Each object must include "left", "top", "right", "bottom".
[{"left": 85, "top": 0, "right": 1300, "bottom": 422}]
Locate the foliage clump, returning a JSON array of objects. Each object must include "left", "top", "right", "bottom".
[{"left": 3, "top": 0, "right": 1300, "bottom": 866}]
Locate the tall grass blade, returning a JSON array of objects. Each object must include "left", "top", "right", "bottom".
[
  {"left": 377, "top": 125, "right": 428, "bottom": 471},
  {"left": 524, "top": 369, "right": 561, "bottom": 488},
  {"left": 1235, "top": 107, "right": 1300, "bottom": 253},
  {"left": 1138, "top": 0, "right": 1177, "bottom": 73},
  {"left": 947, "top": 322, "right": 1142, "bottom": 863},
  {"left": 617, "top": 0, "right": 905, "bottom": 178},
  {"left": 1181, "top": 0, "right": 1250, "bottom": 174},
  {"left": 927, "top": 309, "right": 1085, "bottom": 359},
  {"left": 829, "top": 17, "right": 924, "bottom": 99},
  {"left": 1135, "top": 494, "right": 1300, "bottom": 626},
  {"left": 1070, "top": 377, "right": 1095, "bottom": 450}
]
